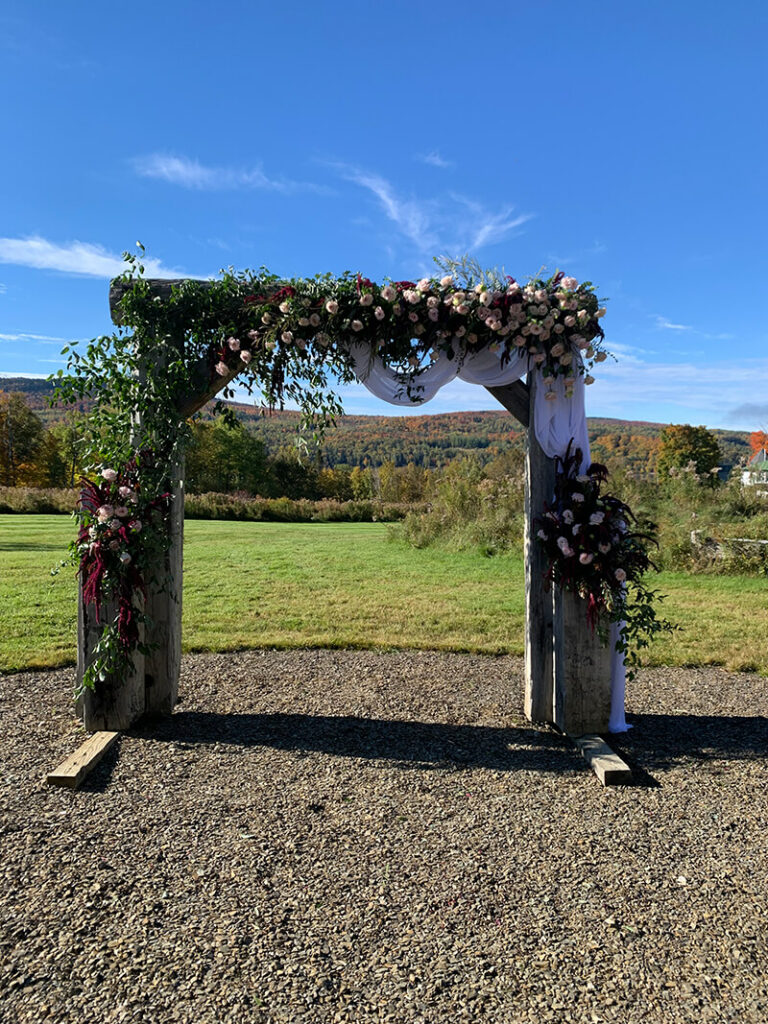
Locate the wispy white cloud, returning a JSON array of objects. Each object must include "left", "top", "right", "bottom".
[
  {"left": 134, "top": 153, "right": 329, "bottom": 194},
  {"left": 0, "top": 283, "right": 7, "bottom": 294},
  {"left": 331, "top": 164, "right": 532, "bottom": 256},
  {"left": 417, "top": 151, "right": 453, "bottom": 169},
  {"left": 589, "top": 349, "right": 768, "bottom": 428},
  {"left": 0, "top": 236, "right": 194, "bottom": 279},
  {"left": 0, "top": 331, "right": 76, "bottom": 343},
  {"left": 0, "top": 371, "right": 51, "bottom": 379},
  {"left": 655, "top": 316, "right": 692, "bottom": 331}
]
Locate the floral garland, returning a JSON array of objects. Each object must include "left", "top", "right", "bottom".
[
  {"left": 202, "top": 269, "right": 608, "bottom": 403},
  {"left": 73, "top": 455, "right": 171, "bottom": 691},
  {"left": 535, "top": 443, "right": 673, "bottom": 675}
]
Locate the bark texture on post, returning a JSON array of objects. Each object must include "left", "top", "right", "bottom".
[
  {"left": 77, "top": 593, "right": 145, "bottom": 732},
  {"left": 143, "top": 454, "right": 184, "bottom": 716},
  {"left": 523, "top": 372, "right": 557, "bottom": 724},
  {"left": 553, "top": 590, "right": 613, "bottom": 735}
]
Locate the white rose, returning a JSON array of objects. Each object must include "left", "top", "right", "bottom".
[
  {"left": 561, "top": 276, "right": 578, "bottom": 290},
  {"left": 564, "top": 315, "right": 576, "bottom": 327},
  {"left": 380, "top": 285, "right": 396, "bottom": 302},
  {"left": 417, "top": 278, "right": 431, "bottom": 293},
  {"left": 227, "top": 336, "right": 240, "bottom": 351},
  {"left": 440, "top": 275, "right": 453, "bottom": 287},
  {"left": 240, "top": 350, "right": 252, "bottom": 364},
  {"left": 351, "top": 320, "right": 363, "bottom": 332},
  {"left": 360, "top": 293, "right": 373, "bottom": 306},
  {"left": 325, "top": 299, "right": 339, "bottom": 314},
  {"left": 279, "top": 301, "right": 291, "bottom": 314},
  {"left": 101, "top": 468, "right": 118, "bottom": 482}
]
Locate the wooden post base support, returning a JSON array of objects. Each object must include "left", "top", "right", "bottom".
[
  {"left": 570, "top": 733, "right": 633, "bottom": 786},
  {"left": 46, "top": 731, "right": 120, "bottom": 790}
]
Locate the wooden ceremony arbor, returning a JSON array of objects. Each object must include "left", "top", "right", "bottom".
[{"left": 76, "top": 278, "right": 614, "bottom": 743}]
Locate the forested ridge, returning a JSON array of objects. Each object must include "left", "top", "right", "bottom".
[{"left": 1, "top": 375, "right": 752, "bottom": 477}]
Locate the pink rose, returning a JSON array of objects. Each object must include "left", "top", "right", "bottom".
[
  {"left": 298, "top": 317, "right": 310, "bottom": 327},
  {"left": 227, "top": 336, "right": 240, "bottom": 351},
  {"left": 550, "top": 342, "right": 565, "bottom": 357},
  {"left": 279, "top": 301, "right": 291, "bottom": 314},
  {"left": 351, "top": 320, "right": 363, "bottom": 332},
  {"left": 115, "top": 506, "right": 129, "bottom": 518},
  {"left": 380, "top": 285, "right": 396, "bottom": 301},
  {"left": 281, "top": 331, "right": 294, "bottom": 344},
  {"left": 374, "top": 306, "right": 385, "bottom": 320},
  {"left": 101, "top": 468, "right": 118, "bottom": 483},
  {"left": 408, "top": 312, "right": 419, "bottom": 323},
  {"left": 215, "top": 361, "right": 229, "bottom": 376},
  {"left": 440, "top": 275, "right": 453, "bottom": 287},
  {"left": 561, "top": 276, "right": 578, "bottom": 290},
  {"left": 455, "top": 325, "right": 466, "bottom": 338},
  {"left": 615, "top": 568, "right": 627, "bottom": 582},
  {"left": 310, "top": 313, "right": 321, "bottom": 326},
  {"left": 325, "top": 300, "right": 339, "bottom": 314},
  {"left": 564, "top": 315, "right": 576, "bottom": 328},
  {"left": 405, "top": 290, "right": 421, "bottom": 305},
  {"left": 97, "top": 505, "right": 115, "bottom": 520},
  {"left": 360, "top": 293, "right": 373, "bottom": 306},
  {"left": 579, "top": 552, "right": 594, "bottom": 565},
  {"left": 109, "top": 540, "right": 120, "bottom": 551},
  {"left": 428, "top": 308, "right": 439, "bottom": 321},
  {"left": 129, "top": 520, "right": 142, "bottom": 532},
  {"left": 240, "top": 350, "right": 252, "bottom": 364},
  {"left": 417, "top": 278, "right": 431, "bottom": 293}
]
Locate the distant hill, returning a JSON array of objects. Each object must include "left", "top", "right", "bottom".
[{"left": 1, "top": 375, "right": 752, "bottom": 477}]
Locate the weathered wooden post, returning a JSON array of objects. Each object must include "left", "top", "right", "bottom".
[
  {"left": 553, "top": 591, "right": 613, "bottom": 734},
  {"left": 489, "top": 374, "right": 614, "bottom": 734}
]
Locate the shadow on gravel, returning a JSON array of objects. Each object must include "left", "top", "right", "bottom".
[
  {"left": 130, "top": 712, "right": 582, "bottom": 774},
  {"left": 617, "top": 713, "right": 768, "bottom": 772}
]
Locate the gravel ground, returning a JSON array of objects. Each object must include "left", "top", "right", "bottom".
[{"left": 1, "top": 649, "right": 767, "bottom": 1024}]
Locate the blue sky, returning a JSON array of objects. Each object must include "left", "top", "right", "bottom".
[{"left": 1, "top": 0, "right": 765, "bottom": 429}]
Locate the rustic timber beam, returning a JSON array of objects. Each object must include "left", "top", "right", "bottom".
[
  {"left": 46, "top": 731, "right": 120, "bottom": 790},
  {"left": 485, "top": 381, "right": 529, "bottom": 427}
]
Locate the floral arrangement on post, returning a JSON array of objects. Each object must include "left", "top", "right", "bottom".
[
  {"left": 72, "top": 455, "right": 171, "bottom": 692},
  {"left": 535, "top": 443, "right": 673, "bottom": 676}
]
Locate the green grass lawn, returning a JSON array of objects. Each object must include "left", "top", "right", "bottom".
[{"left": 1, "top": 515, "right": 766, "bottom": 675}]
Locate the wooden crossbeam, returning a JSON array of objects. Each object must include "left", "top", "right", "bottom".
[
  {"left": 570, "top": 734, "right": 633, "bottom": 786},
  {"left": 46, "top": 732, "right": 120, "bottom": 790}
]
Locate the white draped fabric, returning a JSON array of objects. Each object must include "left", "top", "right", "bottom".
[{"left": 349, "top": 342, "right": 630, "bottom": 732}]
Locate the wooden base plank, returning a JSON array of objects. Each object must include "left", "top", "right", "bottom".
[
  {"left": 570, "top": 734, "right": 633, "bottom": 786},
  {"left": 46, "top": 731, "right": 120, "bottom": 790}
]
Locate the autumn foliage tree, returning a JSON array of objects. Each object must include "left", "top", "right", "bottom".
[
  {"left": 749, "top": 430, "right": 768, "bottom": 455},
  {"left": 657, "top": 424, "right": 722, "bottom": 484}
]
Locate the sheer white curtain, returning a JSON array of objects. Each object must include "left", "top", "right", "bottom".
[{"left": 349, "top": 342, "right": 630, "bottom": 732}]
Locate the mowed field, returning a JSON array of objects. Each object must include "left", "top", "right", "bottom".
[{"left": 1, "top": 514, "right": 766, "bottom": 675}]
